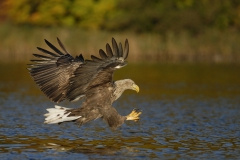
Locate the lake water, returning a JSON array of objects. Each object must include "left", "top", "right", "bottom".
[{"left": 0, "top": 63, "right": 240, "bottom": 159}]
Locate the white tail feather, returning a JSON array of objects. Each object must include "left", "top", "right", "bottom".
[{"left": 44, "top": 105, "right": 81, "bottom": 124}]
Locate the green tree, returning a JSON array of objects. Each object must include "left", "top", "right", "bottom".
[{"left": 1, "top": 0, "right": 240, "bottom": 33}]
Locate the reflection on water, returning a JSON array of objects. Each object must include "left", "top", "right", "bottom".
[{"left": 0, "top": 63, "right": 240, "bottom": 159}]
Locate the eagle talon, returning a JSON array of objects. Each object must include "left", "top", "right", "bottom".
[
  {"left": 133, "top": 108, "right": 141, "bottom": 112},
  {"left": 126, "top": 108, "right": 142, "bottom": 122}
]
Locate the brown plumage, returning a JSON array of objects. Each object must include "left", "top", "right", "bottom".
[{"left": 28, "top": 37, "right": 141, "bottom": 130}]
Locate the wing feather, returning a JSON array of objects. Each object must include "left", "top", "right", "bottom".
[
  {"left": 91, "top": 55, "right": 102, "bottom": 62},
  {"left": 99, "top": 49, "right": 108, "bottom": 59},
  {"left": 57, "top": 37, "right": 70, "bottom": 54},
  {"left": 123, "top": 39, "right": 129, "bottom": 60},
  {"left": 75, "top": 54, "right": 84, "bottom": 62},
  {"left": 36, "top": 47, "right": 59, "bottom": 57},
  {"left": 118, "top": 42, "right": 123, "bottom": 57},
  {"left": 44, "top": 39, "right": 65, "bottom": 55},
  {"left": 33, "top": 54, "right": 52, "bottom": 60},
  {"left": 106, "top": 43, "right": 113, "bottom": 57},
  {"left": 29, "top": 38, "right": 84, "bottom": 102},
  {"left": 112, "top": 38, "right": 119, "bottom": 57},
  {"left": 29, "top": 37, "right": 130, "bottom": 103}
]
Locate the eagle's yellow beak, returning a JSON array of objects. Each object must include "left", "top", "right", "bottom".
[{"left": 132, "top": 84, "right": 140, "bottom": 93}]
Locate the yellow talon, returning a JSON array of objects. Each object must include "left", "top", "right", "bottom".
[{"left": 126, "top": 108, "right": 142, "bottom": 122}]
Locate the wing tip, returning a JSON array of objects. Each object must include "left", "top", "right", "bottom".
[{"left": 123, "top": 38, "right": 129, "bottom": 60}]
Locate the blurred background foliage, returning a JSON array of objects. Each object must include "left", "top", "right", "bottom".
[
  {"left": 1, "top": 0, "right": 240, "bottom": 33},
  {"left": 0, "top": 0, "right": 240, "bottom": 63}
]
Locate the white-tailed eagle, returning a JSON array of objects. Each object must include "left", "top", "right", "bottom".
[{"left": 28, "top": 38, "right": 141, "bottom": 130}]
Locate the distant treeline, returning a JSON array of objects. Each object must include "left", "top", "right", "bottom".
[{"left": 1, "top": 0, "right": 240, "bottom": 33}]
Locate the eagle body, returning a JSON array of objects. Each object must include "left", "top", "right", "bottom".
[{"left": 28, "top": 38, "right": 141, "bottom": 130}]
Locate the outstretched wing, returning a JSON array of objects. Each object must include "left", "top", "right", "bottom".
[
  {"left": 28, "top": 37, "right": 129, "bottom": 102},
  {"left": 28, "top": 38, "right": 84, "bottom": 102},
  {"left": 67, "top": 38, "right": 129, "bottom": 101}
]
